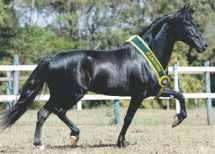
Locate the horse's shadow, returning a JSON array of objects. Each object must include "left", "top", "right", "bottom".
[
  {"left": 47, "top": 142, "right": 137, "bottom": 150},
  {"left": 46, "top": 143, "right": 117, "bottom": 150}
]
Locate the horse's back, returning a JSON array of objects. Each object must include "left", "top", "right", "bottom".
[{"left": 45, "top": 47, "right": 134, "bottom": 96}]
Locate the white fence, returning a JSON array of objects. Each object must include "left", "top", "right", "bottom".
[
  {"left": 1, "top": 93, "right": 215, "bottom": 102},
  {"left": 0, "top": 63, "right": 215, "bottom": 124},
  {"left": 0, "top": 64, "right": 215, "bottom": 102}
]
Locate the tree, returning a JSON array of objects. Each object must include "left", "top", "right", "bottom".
[{"left": 0, "top": 0, "right": 17, "bottom": 64}]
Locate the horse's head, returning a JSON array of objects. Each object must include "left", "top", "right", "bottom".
[{"left": 168, "top": 4, "right": 207, "bottom": 52}]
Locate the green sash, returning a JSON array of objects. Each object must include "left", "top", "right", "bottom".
[{"left": 127, "top": 35, "right": 169, "bottom": 87}]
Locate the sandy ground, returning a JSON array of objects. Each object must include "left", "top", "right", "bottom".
[{"left": 1, "top": 107, "right": 215, "bottom": 154}]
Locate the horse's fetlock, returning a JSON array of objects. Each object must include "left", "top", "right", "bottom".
[
  {"left": 180, "top": 111, "right": 187, "bottom": 119},
  {"left": 71, "top": 128, "right": 80, "bottom": 137},
  {"left": 33, "top": 139, "right": 42, "bottom": 146}
]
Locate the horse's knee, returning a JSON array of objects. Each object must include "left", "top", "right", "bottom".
[
  {"left": 175, "top": 92, "right": 185, "bottom": 103},
  {"left": 180, "top": 110, "right": 187, "bottom": 119},
  {"left": 37, "top": 108, "right": 50, "bottom": 123}
]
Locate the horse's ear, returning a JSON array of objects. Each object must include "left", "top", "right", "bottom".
[
  {"left": 185, "top": 4, "right": 190, "bottom": 10},
  {"left": 178, "top": 4, "right": 193, "bottom": 17},
  {"left": 179, "top": 4, "right": 191, "bottom": 12},
  {"left": 173, "top": 5, "right": 187, "bottom": 18},
  {"left": 185, "top": 3, "right": 192, "bottom": 13},
  {"left": 180, "top": 4, "right": 187, "bottom": 12},
  {"left": 170, "top": 4, "right": 192, "bottom": 22}
]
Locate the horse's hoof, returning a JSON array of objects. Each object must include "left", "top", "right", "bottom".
[
  {"left": 70, "top": 135, "right": 78, "bottom": 147},
  {"left": 34, "top": 144, "right": 45, "bottom": 150},
  {"left": 117, "top": 138, "right": 129, "bottom": 148},
  {"left": 172, "top": 114, "right": 182, "bottom": 128}
]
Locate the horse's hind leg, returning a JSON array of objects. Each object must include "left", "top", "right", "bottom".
[
  {"left": 54, "top": 108, "right": 80, "bottom": 146},
  {"left": 52, "top": 91, "right": 85, "bottom": 146},
  {"left": 33, "top": 103, "right": 51, "bottom": 147}
]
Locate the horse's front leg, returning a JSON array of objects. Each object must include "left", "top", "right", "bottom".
[
  {"left": 117, "top": 97, "right": 142, "bottom": 148},
  {"left": 160, "top": 88, "right": 187, "bottom": 127}
]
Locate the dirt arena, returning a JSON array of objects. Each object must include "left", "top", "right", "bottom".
[{"left": 0, "top": 107, "right": 215, "bottom": 154}]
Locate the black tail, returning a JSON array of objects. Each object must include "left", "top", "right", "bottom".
[{"left": 0, "top": 57, "right": 51, "bottom": 129}]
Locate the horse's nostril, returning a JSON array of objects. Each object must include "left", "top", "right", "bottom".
[{"left": 202, "top": 43, "right": 208, "bottom": 50}]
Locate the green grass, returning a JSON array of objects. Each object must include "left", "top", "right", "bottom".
[{"left": 1, "top": 108, "right": 215, "bottom": 154}]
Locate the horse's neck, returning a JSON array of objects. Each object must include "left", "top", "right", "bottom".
[{"left": 141, "top": 23, "right": 176, "bottom": 69}]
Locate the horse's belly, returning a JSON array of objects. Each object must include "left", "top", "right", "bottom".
[
  {"left": 90, "top": 88, "right": 130, "bottom": 96},
  {"left": 89, "top": 77, "right": 130, "bottom": 96}
]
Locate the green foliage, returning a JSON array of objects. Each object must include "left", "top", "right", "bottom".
[
  {"left": 0, "top": 0, "right": 12, "bottom": 27},
  {"left": 7, "top": 26, "right": 87, "bottom": 63},
  {"left": 0, "top": 0, "right": 17, "bottom": 63}
]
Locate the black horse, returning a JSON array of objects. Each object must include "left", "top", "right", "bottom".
[{"left": 1, "top": 5, "right": 207, "bottom": 148}]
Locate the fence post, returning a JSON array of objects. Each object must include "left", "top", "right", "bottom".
[
  {"left": 113, "top": 99, "right": 120, "bottom": 125},
  {"left": 205, "top": 61, "right": 212, "bottom": 125},
  {"left": 77, "top": 101, "right": 82, "bottom": 110},
  {"left": 174, "top": 62, "right": 180, "bottom": 113},
  {"left": 6, "top": 72, "right": 12, "bottom": 109},
  {"left": 12, "top": 55, "right": 19, "bottom": 106},
  {"left": 166, "top": 100, "right": 170, "bottom": 110}
]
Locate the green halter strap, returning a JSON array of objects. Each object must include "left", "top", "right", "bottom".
[{"left": 127, "top": 35, "right": 169, "bottom": 88}]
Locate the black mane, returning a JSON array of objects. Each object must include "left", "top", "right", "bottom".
[
  {"left": 139, "top": 4, "right": 192, "bottom": 37},
  {"left": 139, "top": 15, "right": 169, "bottom": 37}
]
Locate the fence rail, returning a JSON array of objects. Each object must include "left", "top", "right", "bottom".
[
  {"left": 0, "top": 64, "right": 215, "bottom": 101},
  {"left": 0, "top": 65, "right": 215, "bottom": 74},
  {"left": 168, "top": 66, "right": 215, "bottom": 74},
  {"left": 0, "top": 93, "right": 215, "bottom": 102},
  {"left": 0, "top": 62, "right": 215, "bottom": 125},
  {"left": 1, "top": 65, "right": 215, "bottom": 73}
]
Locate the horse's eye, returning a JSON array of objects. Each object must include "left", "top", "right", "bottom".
[{"left": 183, "top": 21, "right": 191, "bottom": 26}]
